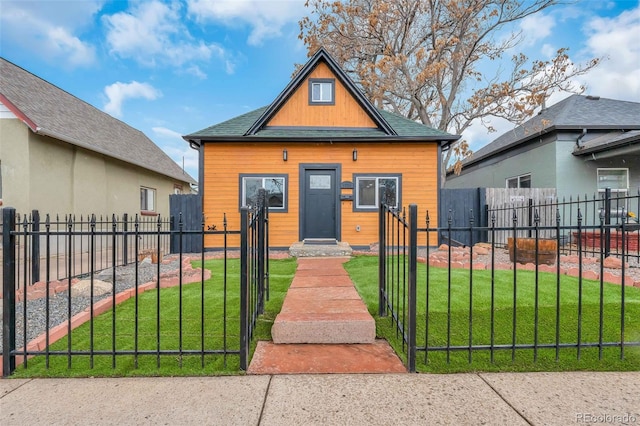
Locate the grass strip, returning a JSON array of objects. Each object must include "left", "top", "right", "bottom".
[{"left": 345, "top": 255, "right": 640, "bottom": 373}]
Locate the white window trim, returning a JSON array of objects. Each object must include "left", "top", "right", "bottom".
[
  {"left": 354, "top": 175, "right": 401, "bottom": 211},
  {"left": 597, "top": 168, "right": 629, "bottom": 193},
  {"left": 506, "top": 173, "right": 531, "bottom": 189}
]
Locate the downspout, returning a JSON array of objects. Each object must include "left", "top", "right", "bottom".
[
  {"left": 187, "top": 139, "right": 202, "bottom": 198},
  {"left": 575, "top": 128, "right": 587, "bottom": 148}
]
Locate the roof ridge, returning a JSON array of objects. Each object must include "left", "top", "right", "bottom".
[
  {"left": 0, "top": 57, "right": 136, "bottom": 131},
  {"left": 244, "top": 48, "right": 396, "bottom": 136}
]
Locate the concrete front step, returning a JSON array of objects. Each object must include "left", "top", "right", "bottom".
[
  {"left": 289, "top": 241, "right": 353, "bottom": 257},
  {"left": 248, "top": 340, "right": 406, "bottom": 374},
  {"left": 272, "top": 312, "right": 375, "bottom": 344},
  {"left": 272, "top": 286, "right": 376, "bottom": 344}
]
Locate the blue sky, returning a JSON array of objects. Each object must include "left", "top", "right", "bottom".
[{"left": 1, "top": 0, "right": 639, "bottom": 180}]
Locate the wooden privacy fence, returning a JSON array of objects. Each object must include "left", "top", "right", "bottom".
[{"left": 439, "top": 188, "right": 557, "bottom": 246}]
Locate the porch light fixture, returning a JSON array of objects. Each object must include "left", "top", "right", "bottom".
[
  {"left": 352, "top": 149, "right": 358, "bottom": 161},
  {"left": 283, "top": 148, "right": 288, "bottom": 161}
]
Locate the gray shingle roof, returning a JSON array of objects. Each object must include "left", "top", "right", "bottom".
[
  {"left": 573, "top": 129, "right": 640, "bottom": 155},
  {"left": 0, "top": 58, "right": 194, "bottom": 184},
  {"left": 186, "top": 107, "right": 454, "bottom": 140},
  {"left": 468, "top": 95, "right": 640, "bottom": 165}
]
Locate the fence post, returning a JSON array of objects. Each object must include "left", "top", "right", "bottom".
[
  {"left": 122, "top": 213, "right": 129, "bottom": 265},
  {"left": 407, "top": 204, "right": 418, "bottom": 373},
  {"left": 239, "top": 207, "right": 249, "bottom": 371},
  {"left": 378, "top": 203, "right": 387, "bottom": 317},
  {"left": 3, "top": 208, "right": 17, "bottom": 376},
  {"left": 31, "top": 209, "right": 40, "bottom": 284},
  {"left": 257, "top": 188, "right": 266, "bottom": 315},
  {"left": 170, "top": 214, "right": 177, "bottom": 254},
  {"left": 604, "top": 187, "right": 611, "bottom": 257},
  {"left": 527, "top": 199, "right": 533, "bottom": 238}
]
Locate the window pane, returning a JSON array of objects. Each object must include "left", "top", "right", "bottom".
[
  {"left": 148, "top": 189, "right": 155, "bottom": 211},
  {"left": 378, "top": 178, "right": 397, "bottom": 207},
  {"left": 320, "top": 82, "right": 332, "bottom": 101},
  {"left": 244, "top": 178, "right": 262, "bottom": 207},
  {"left": 506, "top": 178, "right": 518, "bottom": 188},
  {"left": 598, "top": 169, "right": 627, "bottom": 191},
  {"left": 519, "top": 175, "right": 531, "bottom": 188},
  {"left": 264, "top": 178, "right": 284, "bottom": 208},
  {"left": 140, "top": 188, "right": 147, "bottom": 210},
  {"left": 357, "top": 178, "right": 376, "bottom": 207},
  {"left": 311, "top": 83, "right": 321, "bottom": 101}
]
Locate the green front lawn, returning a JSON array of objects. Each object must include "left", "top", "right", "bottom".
[
  {"left": 345, "top": 255, "right": 640, "bottom": 373},
  {"left": 11, "top": 254, "right": 639, "bottom": 377}
]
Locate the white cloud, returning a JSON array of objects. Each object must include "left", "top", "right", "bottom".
[
  {"left": 103, "top": 0, "right": 232, "bottom": 72},
  {"left": 152, "top": 126, "right": 183, "bottom": 139},
  {"left": 185, "top": 65, "right": 207, "bottom": 79},
  {"left": 187, "top": 0, "right": 307, "bottom": 46},
  {"left": 152, "top": 126, "right": 198, "bottom": 179},
  {"left": 103, "top": 81, "right": 162, "bottom": 118},
  {"left": 519, "top": 13, "right": 556, "bottom": 46},
  {"left": 0, "top": 0, "right": 101, "bottom": 67},
  {"left": 576, "top": 4, "right": 640, "bottom": 101}
]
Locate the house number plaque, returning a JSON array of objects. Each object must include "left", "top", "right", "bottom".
[{"left": 310, "top": 175, "right": 331, "bottom": 189}]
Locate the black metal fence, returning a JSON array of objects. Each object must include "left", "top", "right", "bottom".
[
  {"left": 379, "top": 195, "right": 640, "bottom": 372},
  {"left": 2, "top": 211, "right": 171, "bottom": 291},
  {"left": 2, "top": 190, "right": 269, "bottom": 376},
  {"left": 487, "top": 188, "right": 640, "bottom": 261}
]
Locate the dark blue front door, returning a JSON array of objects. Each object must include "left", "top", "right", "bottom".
[{"left": 302, "top": 168, "right": 338, "bottom": 239}]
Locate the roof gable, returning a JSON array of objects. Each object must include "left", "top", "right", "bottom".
[
  {"left": 245, "top": 48, "right": 397, "bottom": 136},
  {"left": 0, "top": 57, "right": 194, "bottom": 184}
]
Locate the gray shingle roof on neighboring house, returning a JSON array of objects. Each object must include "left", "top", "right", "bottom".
[
  {"left": 0, "top": 57, "right": 195, "bottom": 184},
  {"left": 573, "top": 130, "right": 640, "bottom": 156},
  {"left": 466, "top": 95, "right": 640, "bottom": 166}
]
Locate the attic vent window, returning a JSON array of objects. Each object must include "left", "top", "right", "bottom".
[{"left": 309, "top": 78, "right": 335, "bottom": 105}]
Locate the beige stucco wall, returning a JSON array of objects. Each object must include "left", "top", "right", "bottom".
[
  {"left": 0, "top": 118, "right": 30, "bottom": 210},
  {"left": 1, "top": 118, "right": 188, "bottom": 217}
]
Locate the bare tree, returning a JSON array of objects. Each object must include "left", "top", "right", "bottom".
[{"left": 299, "top": 0, "right": 599, "bottom": 184}]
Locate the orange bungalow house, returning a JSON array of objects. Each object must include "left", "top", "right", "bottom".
[{"left": 183, "top": 48, "right": 459, "bottom": 250}]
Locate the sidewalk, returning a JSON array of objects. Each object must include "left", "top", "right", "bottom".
[{"left": 2, "top": 372, "right": 638, "bottom": 425}]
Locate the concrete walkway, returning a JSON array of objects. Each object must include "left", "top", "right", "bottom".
[
  {"left": 2, "top": 372, "right": 638, "bottom": 425},
  {"left": 249, "top": 257, "right": 405, "bottom": 374}
]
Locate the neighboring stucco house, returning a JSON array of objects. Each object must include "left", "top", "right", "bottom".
[
  {"left": 184, "top": 48, "right": 459, "bottom": 249},
  {"left": 0, "top": 57, "right": 195, "bottom": 217},
  {"left": 445, "top": 95, "right": 640, "bottom": 200}
]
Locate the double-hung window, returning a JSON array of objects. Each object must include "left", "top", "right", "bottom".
[
  {"left": 140, "top": 187, "right": 156, "bottom": 212},
  {"left": 354, "top": 174, "right": 401, "bottom": 211},
  {"left": 240, "top": 174, "right": 287, "bottom": 211}
]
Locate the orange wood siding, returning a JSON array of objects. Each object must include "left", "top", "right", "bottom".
[
  {"left": 267, "top": 62, "right": 377, "bottom": 128},
  {"left": 203, "top": 142, "right": 439, "bottom": 248}
]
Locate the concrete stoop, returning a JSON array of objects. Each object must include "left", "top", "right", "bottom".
[{"left": 289, "top": 240, "right": 353, "bottom": 257}]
